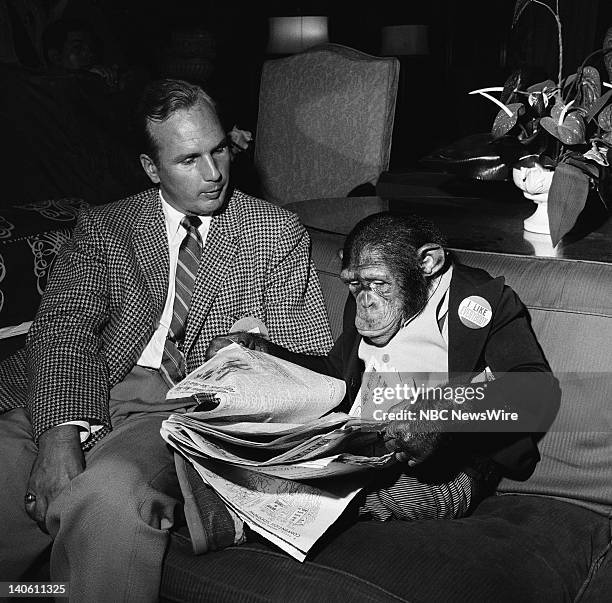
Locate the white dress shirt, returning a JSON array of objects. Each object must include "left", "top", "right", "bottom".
[{"left": 136, "top": 194, "right": 211, "bottom": 368}]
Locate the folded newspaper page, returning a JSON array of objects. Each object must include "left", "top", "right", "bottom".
[
  {"left": 161, "top": 416, "right": 394, "bottom": 479},
  {"left": 190, "top": 458, "right": 363, "bottom": 562},
  {"left": 166, "top": 343, "right": 346, "bottom": 423},
  {"left": 160, "top": 343, "right": 395, "bottom": 559},
  {"left": 161, "top": 416, "right": 395, "bottom": 559}
]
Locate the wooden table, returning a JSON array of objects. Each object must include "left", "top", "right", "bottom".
[{"left": 285, "top": 194, "right": 612, "bottom": 262}]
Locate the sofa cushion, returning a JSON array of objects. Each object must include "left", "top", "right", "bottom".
[
  {"left": 450, "top": 251, "right": 612, "bottom": 517},
  {"left": 161, "top": 494, "right": 610, "bottom": 602}
]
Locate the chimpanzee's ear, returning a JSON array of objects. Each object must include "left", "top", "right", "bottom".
[
  {"left": 417, "top": 244, "right": 446, "bottom": 278},
  {"left": 337, "top": 248, "right": 344, "bottom": 261}
]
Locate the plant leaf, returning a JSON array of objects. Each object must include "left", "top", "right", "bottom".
[
  {"left": 541, "top": 105, "right": 586, "bottom": 144},
  {"left": 562, "top": 73, "right": 577, "bottom": 90},
  {"left": 512, "top": 0, "right": 533, "bottom": 28},
  {"left": 548, "top": 163, "right": 590, "bottom": 246},
  {"left": 597, "top": 104, "right": 612, "bottom": 131},
  {"left": 492, "top": 103, "right": 524, "bottom": 138},
  {"left": 531, "top": 92, "right": 546, "bottom": 116},
  {"left": 576, "top": 66, "right": 601, "bottom": 111},
  {"left": 585, "top": 88, "right": 612, "bottom": 122},
  {"left": 557, "top": 113, "right": 586, "bottom": 145},
  {"left": 549, "top": 101, "right": 564, "bottom": 122},
  {"left": 501, "top": 69, "right": 523, "bottom": 104},
  {"left": 538, "top": 154, "right": 557, "bottom": 169},
  {"left": 565, "top": 155, "right": 601, "bottom": 178},
  {"left": 604, "top": 26, "right": 612, "bottom": 81},
  {"left": 540, "top": 115, "right": 561, "bottom": 140}
]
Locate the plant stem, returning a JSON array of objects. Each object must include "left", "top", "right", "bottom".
[{"left": 532, "top": 0, "right": 563, "bottom": 87}]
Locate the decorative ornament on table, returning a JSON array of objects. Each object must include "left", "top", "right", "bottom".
[{"left": 469, "top": 0, "right": 612, "bottom": 246}]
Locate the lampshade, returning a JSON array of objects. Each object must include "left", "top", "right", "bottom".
[
  {"left": 267, "top": 16, "right": 329, "bottom": 54},
  {"left": 381, "top": 25, "right": 428, "bottom": 56}
]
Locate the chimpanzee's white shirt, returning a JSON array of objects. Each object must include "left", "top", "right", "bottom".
[{"left": 351, "top": 266, "right": 453, "bottom": 416}]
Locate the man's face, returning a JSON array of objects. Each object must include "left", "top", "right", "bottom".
[
  {"left": 141, "top": 102, "right": 231, "bottom": 216},
  {"left": 62, "top": 31, "right": 95, "bottom": 70},
  {"left": 340, "top": 248, "right": 406, "bottom": 347}
]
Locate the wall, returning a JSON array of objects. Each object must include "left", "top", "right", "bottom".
[{"left": 4, "top": 0, "right": 610, "bottom": 175}]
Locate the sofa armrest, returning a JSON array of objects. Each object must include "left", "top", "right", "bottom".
[{"left": 0, "top": 199, "right": 86, "bottom": 330}]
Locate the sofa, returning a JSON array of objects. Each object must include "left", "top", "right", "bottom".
[
  {"left": 0, "top": 199, "right": 85, "bottom": 339},
  {"left": 2, "top": 209, "right": 610, "bottom": 601},
  {"left": 159, "top": 224, "right": 612, "bottom": 602}
]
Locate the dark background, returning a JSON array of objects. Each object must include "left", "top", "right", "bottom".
[
  {"left": 3, "top": 0, "right": 612, "bottom": 201},
  {"left": 53, "top": 0, "right": 612, "bottom": 164}
]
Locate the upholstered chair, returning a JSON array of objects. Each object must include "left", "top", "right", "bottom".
[{"left": 254, "top": 43, "right": 399, "bottom": 206}]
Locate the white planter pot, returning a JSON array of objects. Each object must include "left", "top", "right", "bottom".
[
  {"left": 512, "top": 164, "right": 555, "bottom": 235},
  {"left": 523, "top": 199, "right": 551, "bottom": 234}
]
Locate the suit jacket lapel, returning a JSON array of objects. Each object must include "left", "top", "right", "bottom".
[
  {"left": 133, "top": 190, "right": 168, "bottom": 321},
  {"left": 183, "top": 198, "right": 238, "bottom": 353},
  {"left": 448, "top": 265, "right": 504, "bottom": 375}
]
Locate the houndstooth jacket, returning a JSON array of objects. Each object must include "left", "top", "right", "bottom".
[{"left": 0, "top": 187, "right": 333, "bottom": 448}]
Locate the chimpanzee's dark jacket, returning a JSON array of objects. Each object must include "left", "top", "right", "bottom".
[{"left": 277, "top": 262, "right": 561, "bottom": 481}]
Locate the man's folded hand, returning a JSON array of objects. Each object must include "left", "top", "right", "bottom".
[{"left": 25, "top": 424, "right": 85, "bottom": 533}]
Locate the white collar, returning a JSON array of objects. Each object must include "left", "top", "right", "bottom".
[
  {"left": 159, "top": 190, "right": 211, "bottom": 239},
  {"left": 160, "top": 191, "right": 187, "bottom": 238}
]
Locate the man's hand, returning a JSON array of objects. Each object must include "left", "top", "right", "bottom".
[
  {"left": 25, "top": 425, "right": 85, "bottom": 533},
  {"left": 205, "top": 331, "right": 269, "bottom": 361}
]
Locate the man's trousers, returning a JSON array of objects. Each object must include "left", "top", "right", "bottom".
[{"left": 0, "top": 366, "right": 187, "bottom": 602}]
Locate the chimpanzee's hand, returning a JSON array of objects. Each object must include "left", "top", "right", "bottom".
[
  {"left": 382, "top": 400, "right": 443, "bottom": 466},
  {"left": 205, "top": 332, "right": 269, "bottom": 360}
]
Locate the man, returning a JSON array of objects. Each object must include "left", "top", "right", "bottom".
[
  {"left": 0, "top": 79, "right": 332, "bottom": 599},
  {"left": 208, "top": 212, "right": 560, "bottom": 521},
  {"left": 42, "top": 17, "right": 122, "bottom": 88}
]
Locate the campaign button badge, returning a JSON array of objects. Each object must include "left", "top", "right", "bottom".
[{"left": 458, "top": 296, "right": 492, "bottom": 329}]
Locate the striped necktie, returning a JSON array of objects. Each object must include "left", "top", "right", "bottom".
[{"left": 160, "top": 215, "right": 203, "bottom": 386}]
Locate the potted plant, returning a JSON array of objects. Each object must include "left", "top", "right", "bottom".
[{"left": 470, "top": 0, "right": 612, "bottom": 246}]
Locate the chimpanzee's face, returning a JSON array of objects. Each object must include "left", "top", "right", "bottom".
[{"left": 340, "top": 248, "right": 406, "bottom": 347}]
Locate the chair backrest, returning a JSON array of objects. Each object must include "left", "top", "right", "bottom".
[{"left": 254, "top": 43, "right": 399, "bottom": 206}]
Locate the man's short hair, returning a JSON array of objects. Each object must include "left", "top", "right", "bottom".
[
  {"left": 136, "top": 78, "right": 217, "bottom": 163},
  {"left": 342, "top": 211, "right": 447, "bottom": 286}
]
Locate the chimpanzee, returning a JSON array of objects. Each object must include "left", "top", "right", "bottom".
[{"left": 207, "top": 212, "right": 560, "bottom": 520}]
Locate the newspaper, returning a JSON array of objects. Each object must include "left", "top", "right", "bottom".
[
  {"left": 161, "top": 414, "right": 393, "bottom": 479},
  {"left": 160, "top": 344, "right": 395, "bottom": 560},
  {"left": 190, "top": 459, "right": 363, "bottom": 562},
  {"left": 166, "top": 343, "right": 346, "bottom": 423}
]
